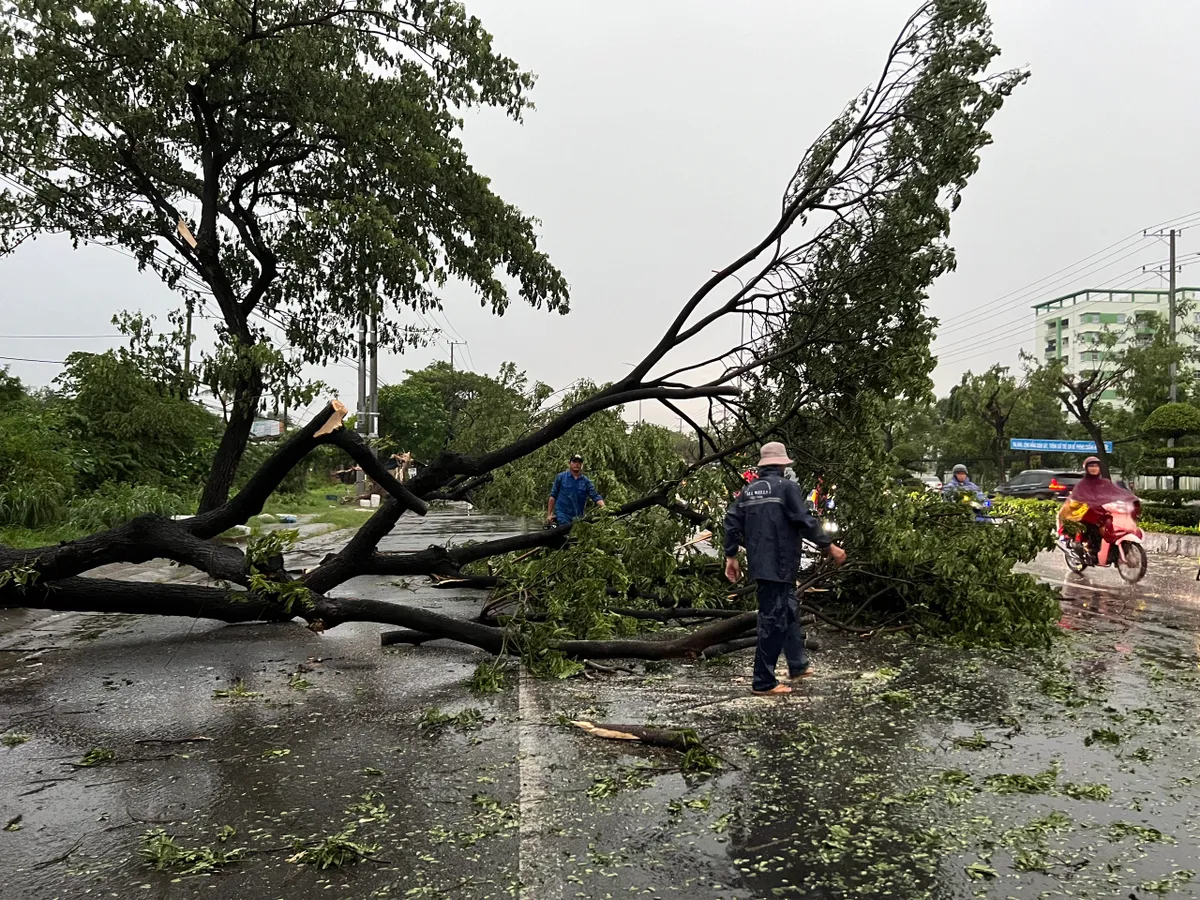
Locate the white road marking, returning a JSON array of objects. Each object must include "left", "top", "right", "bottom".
[{"left": 518, "top": 667, "right": 562, "bottom": 900}]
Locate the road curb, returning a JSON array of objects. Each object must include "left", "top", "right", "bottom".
[{"left": 1142, "top": 531, "right": 1200, "bottom": 559}]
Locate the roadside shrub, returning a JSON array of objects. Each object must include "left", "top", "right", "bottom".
[
  {"left": 992, "top": 497, "right": 1058, "bottom": 519},
  {"left": 68, "top": 483, "right": 190, "bottom": 531},
  {"left": 1142, "top": 504, "right": 1200, "bottom": 529},
  {"left": 1143, "top": 403, "right": 1200, "bottom": 440},
  {"left": 0, "top": 479, "right": 69, "bottom": 529}
]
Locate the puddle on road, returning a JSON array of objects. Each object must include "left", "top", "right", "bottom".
[
  {"left": 514, "top": 554, "right": 1200, "bottom": 899},
  {"left": 3, "top": 545, "right": 1200, "bottom": 898}
]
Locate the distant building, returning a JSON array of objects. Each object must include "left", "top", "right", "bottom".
[{"left": 1031, "top": 287, "right": 1200, "bottom": 399}]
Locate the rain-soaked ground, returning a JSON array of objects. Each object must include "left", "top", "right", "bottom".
[{"left": 3, "top": 511, "right": 1200, "bottom": 899}]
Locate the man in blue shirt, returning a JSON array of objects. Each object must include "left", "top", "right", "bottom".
[
  {"left": 547, "top": 454, "right": 605, "bottom": 526},
  {"left": 724, "top": 442, "right": 845, "bottom": 696}
]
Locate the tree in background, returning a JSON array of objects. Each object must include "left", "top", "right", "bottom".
[
  {"left": 55, "top": 351, "right": 221, "bottom": 492},
  {"left": 0, "top": 369, "right": 76, "bottom": 515},
  {"left": 881, "top": 397, "right": 939, "bottom": 473},
  {"left": 935, "top": 366, "right": 1066, "bottom": 484},
  {"left": 469, "top": 382, "right": 686, "bottom": 517},
  {"left": 0, "top": 0, "right": 568, "bottom": 511},
  {"left": 377, "top": 362, "right": 552, "bottom": 464},
  {"left": 1102, "top": 307, "right": 1199, "bottom": 475},
  {"left": 1116, "top": 307, "right": 1197, "bottom": 421},
  {"left": 380, "top": 363, "right": 686, "bottom": 517},
  {"left": 1017, "top": 308, "right": 1197, "bottom": 480}
]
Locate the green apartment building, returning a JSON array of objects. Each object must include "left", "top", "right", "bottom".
[{"left": 1032, "top": 287, "right": 1199, "bottom": 400}]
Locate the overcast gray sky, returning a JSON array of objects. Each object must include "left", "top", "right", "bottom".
[{"left": 3, "top": 0, "right": 1199, "bottom": 425}]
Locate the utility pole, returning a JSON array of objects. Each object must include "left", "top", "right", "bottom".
[
  {"left": 1169, "top": 228, "right": 1178, "bottom": 402},
  {"left": 368, "top": 307, "right": 379, "bottom": 444},
  {"left": 447, "top": 341, "right": 467, "bottom": 446},
  {"left": 1146, "top": 226, "right": 1182, "bottom": 489},
  {"left": 1145, "top": 227, "right": 1182, "bottom": 400},
  {"left": 182, "top": 298, "right": 193, "bottom": 398},
  {"left": 356, "top": 313, "right": 367, "bottom": 496},
  {"left": 1167, "top": 229, "right": 1179, "bottom": 491}
]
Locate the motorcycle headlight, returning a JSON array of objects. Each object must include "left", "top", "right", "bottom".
[{"left": 826, "top": 522, "right": 839, "bottom": 533}]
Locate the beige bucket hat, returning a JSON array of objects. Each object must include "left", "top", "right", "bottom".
[{"left": 757, "top": 441, "right": 792, "bottom": 467}]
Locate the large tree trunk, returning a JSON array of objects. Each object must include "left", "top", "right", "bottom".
[{"left": 198, "top": 365, "right": 264, "bottom": 513}]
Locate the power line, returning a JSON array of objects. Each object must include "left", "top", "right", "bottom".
[
  {"left": 934, "top": 256, "right": 1191, "bottom": 358},
  {"left": 935, "top": 209, "right": 1200, "bottom": 335},
  {"left": 2, "top": 169, "right": 467, "bottom": 390},
  {"left": 430, "top": 307, "right": 476, "bottom": 371},
  {"left": 432, "top": 307, "right": 466, "bottom": 343},
  {"left": 936, "top": 232, "right": 1191, "bottom": 340},
  {"left": 0, "top": 333, "right": 121, "bottom": 339},
  {"left": 934, "top": 271, "right": 1169, "bottom": 367},
  {"left": 0, "top": 354, "right": 65, "bottom": 365}
]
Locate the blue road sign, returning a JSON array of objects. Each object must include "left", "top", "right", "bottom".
[{"left": 1009, "top": 438, "right": 1113, "bottom": 453}]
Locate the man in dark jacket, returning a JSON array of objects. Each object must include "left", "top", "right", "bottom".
[{"left": 724, "top": 442, "right": 846, "bottom": 696}]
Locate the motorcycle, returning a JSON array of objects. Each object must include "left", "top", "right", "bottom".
[
  {"left": 949, "top": 489, "right": 999, "bottom": 525},
  {"left": 1058, "top": 499, "right": 1147, "bottom": 584},
  {"left": 970, "top": 497, "right": 1000, "bottom": 525},
  {"left": 799, "top": 493, "right": 838, "bottom": 571}
]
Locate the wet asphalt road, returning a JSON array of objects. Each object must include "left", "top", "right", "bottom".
[{"left": 3, "top": 514, "right": 1200, "bottom": 899}]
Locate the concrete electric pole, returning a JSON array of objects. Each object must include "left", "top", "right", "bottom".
[
  {"left": 356, "top": 313, "right": 368, "bottom": 496},
  {"left": 182, "top": 298, "right": 193, "bottom": 398},
  {"left": 1169, "top": 228, "right": 1178, "bottom": 403},
  {"left": 1146, "top": 226, "right": 1183, "bottom": 488},
  {"left": 368, "top": 307, "right": 379, "bottom": 444}
]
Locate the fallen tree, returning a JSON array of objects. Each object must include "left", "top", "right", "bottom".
[{"left": 0, "top": 1, "right": 1054, "bottom": 659}]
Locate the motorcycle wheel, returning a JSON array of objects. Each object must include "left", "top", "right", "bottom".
[
  {"left": 1063, "top": 546, "right": 1087, "bottom": 574},
  {"left": 1115, "top": 543, "right": 1148, "bottom": 584}
]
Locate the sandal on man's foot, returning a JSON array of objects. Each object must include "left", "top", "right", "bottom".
[
  {"left": 752, "top": 684, "right": 793, "bottom": 696},
  {"left": 788, "top": 668, "right": 813, "bottom": 681}
]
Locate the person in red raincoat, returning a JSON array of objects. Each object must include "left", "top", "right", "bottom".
[{"left": 1060, "top": 456, "right": 1137, "bottom": 562}]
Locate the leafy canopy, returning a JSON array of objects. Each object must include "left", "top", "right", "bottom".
[
  {"left": 380, "top": 363, "right": 690, "bottom": 517},
  {"left": 0, "top": 0, "right": 568, "bottom": 361},
  {"left": 56, "top": 351, "right": 220, "bottom": 491}
]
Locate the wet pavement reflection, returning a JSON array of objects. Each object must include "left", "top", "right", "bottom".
[{"left": 2, "top": 514, "right": 1200, "bottom": 899}]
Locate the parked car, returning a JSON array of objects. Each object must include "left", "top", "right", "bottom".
[
  {"left": 919, "top": 474, "right": 943, "bottom": 493},
  {"left": 994, "top": 470, "right": 1081, "bottom": 501}
]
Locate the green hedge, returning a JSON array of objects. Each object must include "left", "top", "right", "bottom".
[
  {"left": 1143, "top": 504, "right": 1200, "bottom": 528},
  {"left": 991, "top": 496, "right": 1200, "bottom": 534},
  {"left": 993, "top": 498, "right": 1058, "bottom": 515},
  {"left": 1142, "top": 522, "right": 1200, "bottom": 535}
]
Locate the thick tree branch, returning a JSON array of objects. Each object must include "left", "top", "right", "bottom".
[
  {"left": 0, "top": 516, "right": 251, "bottom": 586},
  {"left": 190, "top": 400, "right": 428, "bottom": 539}
]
